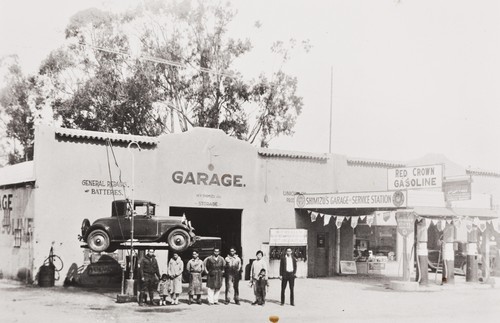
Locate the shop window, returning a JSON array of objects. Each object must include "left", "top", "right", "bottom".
[
  {"left": 2, "top": 209, "right": 10, "bottom": 227},
  {"left": 269, "top": 246, "right": 307, "bottom": 261},
  {"left": 24, "top": 219, "right": 34, "bottom": 242},
  {"left": 14, "top": 229, "right": 22, "bottom": 248}
]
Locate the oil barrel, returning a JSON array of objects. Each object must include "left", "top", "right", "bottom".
[{"left": 38, "top": 263, "right": 55, "bottom": 287}]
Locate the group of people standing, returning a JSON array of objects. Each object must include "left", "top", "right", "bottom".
[
  {"left": 138, "top": 249, "right": 184, "bottom": 306},
  {"left": 138, "top": 247, "right": 297, "bottom": 307}
]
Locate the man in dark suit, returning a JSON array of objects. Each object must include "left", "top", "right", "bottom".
[{"left": 279, "top": 247, "right": 297, "bottom": 306}]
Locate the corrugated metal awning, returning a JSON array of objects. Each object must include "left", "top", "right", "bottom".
[
  {"left": 258, "top": 148, "right": 328, "bottom": 161},
  {"left": 0, "top": 161, "right": 35, "bottom": 187},
  {"left": 466, "top": 168, "right": 500, "bottom": 178},
  {"left": 55, "top": 127, "right": 159, "bottom": 145},
  {"left": 346, "top": 157, "right": 405, "bottom": 168}
]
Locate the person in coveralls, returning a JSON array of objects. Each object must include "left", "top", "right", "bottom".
[
  {"left": 139, "top": 249, "right": 160, "bottom": 306},
  {"left": 204, "top": 248, "right": 226, "bottom": 305}
]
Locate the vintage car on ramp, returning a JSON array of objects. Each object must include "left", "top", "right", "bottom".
[{"left": 79, "top": 199, "right": 196, "bottom": 253}]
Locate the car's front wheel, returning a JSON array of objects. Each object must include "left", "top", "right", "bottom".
[
  {"left": 87, "top": 229, "right": 111, "bottom": 253},
  {"left": 167, "top": 229, "right": 191, "bottom": 252}
]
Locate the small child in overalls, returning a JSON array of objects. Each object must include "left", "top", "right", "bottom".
[
  {"left": 157, "top": 274, "right": 171, "bottom": 305},
  {"left": 255, "top": 268, "right": 269, "bottom": 305}
]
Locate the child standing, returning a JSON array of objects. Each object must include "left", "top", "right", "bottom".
[
  {"left": 157, "top": 274, "right": 171, "bottom": 306},
  {"left": 254, "top": 268, "right": 269, "bottom": 306}
]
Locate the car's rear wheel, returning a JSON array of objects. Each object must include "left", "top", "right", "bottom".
[
  {"left": 87, "top": 229, "right": 110, "bottom": 253},
  {"left": 167, "top": 229, "right": 191, "bottom": 252}
]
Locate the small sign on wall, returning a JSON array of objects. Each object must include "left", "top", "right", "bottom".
[
  {"left": 443, "top": 177, "right": 471, "bottom": 201},
  {"left": 317, "top": 233, "right": 326, "bottom": 248},
  {"left": 269, "top": 228, "right": 308, "bottom": 246},
  {"left": 368, "top": 262, "right": 386, "bottom": 271},
  {"left": 340, "top": 261, "right": 357, "bottom": 274}
]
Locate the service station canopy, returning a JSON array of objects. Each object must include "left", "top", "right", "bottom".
[{"left": 294, "top": 190, "right": 499, "bottom": 221}]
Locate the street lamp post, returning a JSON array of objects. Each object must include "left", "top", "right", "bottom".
[{"left": 125, "top": 141, "right": 141, "bottom": 296}]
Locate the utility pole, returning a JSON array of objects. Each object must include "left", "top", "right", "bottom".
[{"left": 328, "top": 66, "right": 333, "bottom": 154}]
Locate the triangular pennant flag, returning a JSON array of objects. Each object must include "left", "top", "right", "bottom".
[
  {"left": 366, "top": 215, "right": 374, "bottom": 227},
  {"left": 324, "top": 214, "right": 332, "bottom": 226},
  {"left": 345, "top": 216, "right": 351, "bottom": 221},
  {"left": 492, "top": 219, "right": 500, "bottom": 233},
  {"left": 465, "top": 219, "right": 473, "bottom": 233},
  {"left": 335, "top": 216, "right": 345, "bottom": 229},
  {"left": 383, "top": 212, "right": 391, "bottom": 222},
  {"left": 311, "top": 211, "right": 318, "bottom": 222},
  {"left": 319, "top": 213, "right": 324, "bottom": 218},
  {"left": 479, "top": 221, "right": 487, "bottom": 232},
  {"left": 360, "top": 215, "right": 367, "bottom": 221},
  {"left": 473, "top": 217, "right": 480, "bottom": 226},
  {"left": 431, "top": 218, "right": 438, "bottom": 225},
  {"left": 424, "top": 218, "right": 431, "bottom": 229},
  {"left": 437, "top": 220, "right": 445, "bottom": 231},
  {"left": 454, "top": 218, "right": 462, "bottom": 228},
  {"left": 446, "top": 219, "right": 452, "bottom": 224},
  {"left": 351, "top": 216, "right": 359, "bottom": 229}
]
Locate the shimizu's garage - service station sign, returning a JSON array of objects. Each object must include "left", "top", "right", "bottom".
[
  {"left": 294, "top": 190, "right": 407, "bottom": 209},
  {"left": 387, "top": 165, "right": 443, "bottom": 190}
]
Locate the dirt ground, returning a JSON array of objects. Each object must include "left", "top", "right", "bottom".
[{"left": 1, "top": 274, "right": 500, "bottom": 323}]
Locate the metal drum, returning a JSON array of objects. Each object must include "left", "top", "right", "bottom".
[{"left": 38, "top": 264, "right": 55, "bottom": 287}]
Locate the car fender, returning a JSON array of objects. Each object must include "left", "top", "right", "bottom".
[{"left": 85, "top": 224, "right": 114, "bottom": 241}]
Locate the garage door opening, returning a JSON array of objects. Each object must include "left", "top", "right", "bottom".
[{"left": 170, "top": 207, "right": 242, "bottom": 258}]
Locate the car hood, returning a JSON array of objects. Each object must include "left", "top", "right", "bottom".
[{"left": 155, "top": 217, "right": 187, "bottom": 225}]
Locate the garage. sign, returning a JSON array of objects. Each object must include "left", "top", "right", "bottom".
[
  {"left": 395, "top": 211, "right": 416, "bottom": 237},
  {"left": 388, "top": 165, "right": 443, "bottom": 190}
]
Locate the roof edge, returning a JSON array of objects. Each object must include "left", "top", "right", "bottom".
[
  {"left": 0, "top": 161, "right": 36, "bottom": 187},
  {"left": 55, "top": 127, "right": 159, "bottom": 145}
]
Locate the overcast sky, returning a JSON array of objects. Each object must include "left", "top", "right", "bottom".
[{"left": 1, "top": 0, "right": 499, "bottom": 171}]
